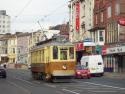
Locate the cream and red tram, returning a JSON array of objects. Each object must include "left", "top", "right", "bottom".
[{"left": 30, "top": 38, "right": 76, "bottom": 82}]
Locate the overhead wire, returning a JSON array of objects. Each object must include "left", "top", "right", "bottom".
[
  {"left": 11, "top": 0, "right": 68, "bottom": 32},
  {"left": 12, "top": 0, "right": 33, "bottom": 21}
]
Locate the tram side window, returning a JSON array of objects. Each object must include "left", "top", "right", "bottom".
[
  {"left": 69, "top": 47, "right": 74, "bottom": 59},
  {"left": 53, "top": 46, "right": 58, "bottom": 59},
  {"left": 60, "top": 50, "right": 67, "bottom": 60}
]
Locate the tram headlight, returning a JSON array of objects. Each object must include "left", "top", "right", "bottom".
[{"left": 62, "top": 65, "right": 67, "bottom": 70}]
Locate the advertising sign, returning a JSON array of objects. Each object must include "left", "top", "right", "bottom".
[
  {"left": 75, "top": 2, "right": 80, "bottom": 32},
  {"left": 107, "top": 46, "right": 125, "bottom": 54},
  {"left": 75, "top": 43, "right": 84, "bottom": 51}
]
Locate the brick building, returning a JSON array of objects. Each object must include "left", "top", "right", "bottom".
[{"left": 90, "top": 0, "right": 125, "bottom": 73}]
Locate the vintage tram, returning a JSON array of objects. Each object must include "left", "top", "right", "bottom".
[{"left": 30, "top": 38, "right": 76, "bottom": 82}]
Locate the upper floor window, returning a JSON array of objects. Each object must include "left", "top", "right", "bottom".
[
  {"left": 101, "top": 12, "right": 104, "bottom": 22},
  {"left": 13, "top": 48, "right": 15, "bottom": 53},
  {"left": 82, "top": 5, "right": 85, "bottom": 17},
  {"left": 95, "top": 15, "right": 98, "bottom": 24},
  {"left": 99, "top": 31, "right": 104, "bottom": 42},
  {"left": 107, "top": 6, "right": 111, "bottom": 18},
  {"left": 115, "top": 0, "right": 120, "bottom": 15}
]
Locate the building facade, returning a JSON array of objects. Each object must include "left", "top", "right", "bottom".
[
  {"left": 104, "top": 0, "right": 125, "bottom": 73},
  {"left": 89, "top": 0, "right": 107, "bottom": 54},
  {"left": 7, "top": 34, "right": 17, "bottom": 64},
  {"left": 69, "top": 0, "right": 94, "bottom": 42},
  {"left": 68, "top": 0, "right": 95, "bottom": 63},
  {"left": 0, "top": 10, "right": 10, "bottom": 34},
  {"left": 89, "top": 0, "right": 125, "bottom": 73},
  {"left": 16, "top": 33, "right": 30, "bottom": 65},
  {"left": 0, "top": 35, "right": 9, "bottom": 65}
]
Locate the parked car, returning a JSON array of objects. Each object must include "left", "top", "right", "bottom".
[
  {"left": 0, "top": 66, "right": 7, "bottom": 78},
  {"left": 75, "top": 65, "right": 91, "bottom": 79}
]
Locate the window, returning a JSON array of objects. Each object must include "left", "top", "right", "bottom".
[
  {"left": 13, "top": 48, "right": 15, "bottom": 53},
  {"left": 107, "top": 6, "right": 111, "bottom": 18},
  {"left": 60, "top": 49, "right": 67, "bottom": 60},
  {"left": 69, "top": 47, "right": 74, "bottom": 59},
  {"left": 98, "top": 62, "right": 102, "bottom": 65},
  {"left": 53, "top": 46, "right": 58, "bottom": 59},
  {"left": 5, "top": 48, "right": 7, "bottom": 54},
  {"left": 18, "top": 48, "right": 20, "bottom": 53},
  {"left": 101, "top": 12, "right": 103, "bottom": 22},
  {"left": 99, "top": 31, "right": 104, "bottom": 41},
  {"left": 41, "top": 50, "right": 44, "bottom": 61},
  {"left": 86, "top": 62, "right": 88, "bottom": 67},
  {"left": 115, "top": 0, "right": 120, "bottom": 15},
  {"left": 95, "top": 15, "right": 98, "bottom": 24},
  {"left": 83, "top": 5, "right": 85, "bottom": 17}
]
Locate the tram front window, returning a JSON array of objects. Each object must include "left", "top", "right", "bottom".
[{"left": 60, "top": 50, "right": 67, "bottom": 60}]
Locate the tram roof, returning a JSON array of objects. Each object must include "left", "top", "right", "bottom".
[{"left": 31, "top": 38, "right": 74, "bottom": 50}]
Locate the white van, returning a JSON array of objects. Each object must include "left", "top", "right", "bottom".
[{"left": 80, "top": 55, "right": 104, "bottom": 76}]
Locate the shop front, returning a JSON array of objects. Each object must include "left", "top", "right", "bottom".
[{"left": 103, "top": 45, "right": 125, "bottom": 73}]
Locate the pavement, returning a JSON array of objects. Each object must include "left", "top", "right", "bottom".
[{"left": 104, "top": 72, "right": 125, "bottom": 79}]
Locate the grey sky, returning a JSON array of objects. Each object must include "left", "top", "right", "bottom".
[{"left": 0, "top": 0, "right": 69, "bottom": 32}]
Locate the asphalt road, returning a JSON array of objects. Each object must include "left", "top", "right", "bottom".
[{"left": 0, "top": 69, "right": 125, "bottom": 94}]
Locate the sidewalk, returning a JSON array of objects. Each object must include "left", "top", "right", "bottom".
[{"left": 104, "top": 72, "right": 125, "bottom": 79}]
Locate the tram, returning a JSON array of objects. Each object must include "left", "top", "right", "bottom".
[{"left": 30, "top": 38, "right": 76, "bottom": 82}]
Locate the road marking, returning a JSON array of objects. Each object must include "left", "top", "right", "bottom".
[
  {"left": 44, "top": 83, "right": 56, "bottom": 88},
  {"left": 62, "top": 89, "right": 80, "bottom": 94},
  {"left": 73, "top": 80, "right": 125, "bottom": 90},
  {"left": 84, "top": 82, "right": 125, "bottom": 90},
  {"left": 7, "top": 81, "right": 31, "bottom": 94},
  {"left": 14, "top": 77, "right": 37, "bottom": 86},
  {"left": 89, "top": 90, "right": 117, "bottom": 93}
]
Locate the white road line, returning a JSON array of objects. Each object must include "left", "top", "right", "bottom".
[
  {"left": 14, "top": 77, "right": 37, "bottom": 86},
  {"left": 7, "top": 81, "right": 31, "bottom": 94},
  {"left": 44, "top": 83, "right": 56, "bottom": 88},
  {"left": 62, "top": 89, "right": 80, "bottom": 94},
  {"left": 84, "top": 82, "right": 125, "bottom": 90},
  {"left": 89, "top": 90, "right": 117, "bottom": 93}
]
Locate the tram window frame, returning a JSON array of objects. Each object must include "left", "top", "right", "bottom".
[
  {"left": 53, "top": 46, "right": 58, "bottom": 59},
  {"left": 60, "top": 48, "right": 68, "bottom": 60},
  {"left": 69, "top": 47, "right": 74, "bottom": 59}
]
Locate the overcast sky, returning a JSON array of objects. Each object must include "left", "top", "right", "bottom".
[{"left": 0, "top": 0, "right": 69, "bottom": 33}]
